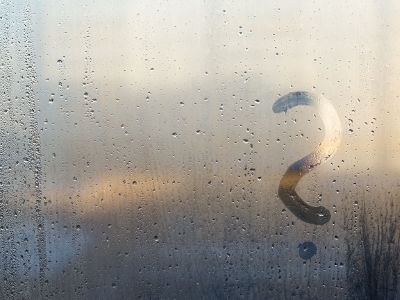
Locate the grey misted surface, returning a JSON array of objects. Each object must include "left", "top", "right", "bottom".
[{"left": 1, "top": 0, "right": 400, "bottom": 299}]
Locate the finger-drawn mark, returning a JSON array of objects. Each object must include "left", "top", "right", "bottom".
[
  {"left": 298, "top": 241, "right": 317, "bottom": 259},
  {"left": 273, "top": 91, "right": 341, "bottom": 225}
]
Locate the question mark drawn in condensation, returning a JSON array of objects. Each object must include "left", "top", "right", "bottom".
[{"left": 272, "top": 91, "right": 342, "bottom": 225}]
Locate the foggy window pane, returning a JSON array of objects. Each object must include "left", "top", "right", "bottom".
[{"left": 0, "top": 1, "right": 399, "bottom": 299}]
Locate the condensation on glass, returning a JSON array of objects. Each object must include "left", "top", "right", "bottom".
[{"left": 0, "top": 1, "right": 399, "bottom": 299}]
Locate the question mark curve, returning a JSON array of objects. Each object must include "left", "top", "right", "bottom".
[{"left": 272, "top": 91, "right": 342, "bottom": 225}]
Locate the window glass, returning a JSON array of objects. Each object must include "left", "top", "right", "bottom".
[{"left": 0, "top": 1, "right": 399, "bottom": 299}]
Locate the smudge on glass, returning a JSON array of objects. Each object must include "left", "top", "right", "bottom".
[
  {"left": 273, "top": 91, "right": 342, "bottom": 225},
  {"left": 298, "top": 241, "right": 317, "bottom": 259}
]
